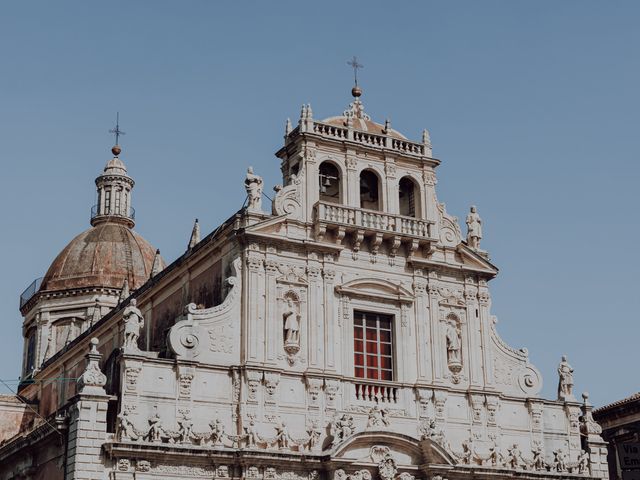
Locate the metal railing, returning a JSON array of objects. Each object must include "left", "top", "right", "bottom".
[
  {"left": 20, "top": 277, "right": 43, "bottom": 309},
  {"left": 91, "top": 204, "right": 135, "bottom": 220}
]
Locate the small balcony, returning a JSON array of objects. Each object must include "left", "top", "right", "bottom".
[
  {"left": 91, "top": 204, "right": 136, "bottom": 221},
  {"left": 354, "top": 379, "right": 400, "bottom": 404},
  {"left": 314, "top": 201, "right": 436, "bottom": 257},
  {"left": 20, "top": 277, "right": 43, "bottom": 309}
]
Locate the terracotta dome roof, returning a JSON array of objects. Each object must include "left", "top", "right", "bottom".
[
  {"left": 40, "top": 222, "right": 162, "bottom": 292},
  {"left": 321, "top": 115, "right": 408, "bottom": 140}
]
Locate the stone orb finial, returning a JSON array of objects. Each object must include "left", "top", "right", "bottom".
[
  {"left": 352, "top": 86, "right": 362, "bottom": 98},
  {"left": 90, "top": 337, "right": 99, "bottom": 353},
  {"left": 111, "top": 145, "right": 122, "bottom": 157},
  {"left": 582, "top": 392, "right": 590, "bottom": 401}
]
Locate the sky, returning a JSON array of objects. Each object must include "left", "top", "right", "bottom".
[{"left": 0, "top": 1, "right": 638, "bottom": 406}]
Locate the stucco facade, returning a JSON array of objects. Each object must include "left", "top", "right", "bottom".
[{"left": 0, "top": 90, "right": 608, "bottom": 480}]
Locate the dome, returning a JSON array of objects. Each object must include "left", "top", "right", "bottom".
[{"left": 40, "top": 222, "right": 163, "bottom": 292}]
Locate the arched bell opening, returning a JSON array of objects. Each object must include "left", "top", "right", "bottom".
[
  {"left": 398, "top": 176, "right": 420, "bottom": 218},
  {"left": 319, "top": 161, "right": 342, "bottom": 204},
  {"left": 360, "top": 169, "right": 381, "bottom": 211}
]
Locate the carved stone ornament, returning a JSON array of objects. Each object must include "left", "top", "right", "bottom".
[
  {"left": 273, "top": 168, "right": 304, "bottom": 220},
  {"left": 325, "top": 380, "right": 339, "bottom": 409},
  {"left": 264, "top": 372, "right": 280, "bottom": 405},
  {"left": 306, "top": 377, "right": 323, "bottom": 407},
  {"left": 367, "top": 406, "right": 390, "bottom": 428},
  {"left": 334, "top": 470, "right": 372, "bottom": 480},
  {"left": 178, "top": 370, "right": 195, "bottom": 399},
  {"left": 580, "top": 392, "right": 603, "bottom": 436},
  {"left": 136, "top": 460, "right": 151, "bottom": 472},
  {"left": 117, "top": 459, "right": 131, "bottom": 471},
  {"left": 76, "top": 338, "right": 107, "bottom": 394},
  {"left": 168, "top": 258, "right": 241, "bottom": 362},
  {"left": 331, "top": 413, "right": 355, "bottom": 444},
  {"left": 124, "top": 366, "right": 141, "bottom": 393},
  {"left": 246, "top": 370, "right": 263, "bottom": 403}
]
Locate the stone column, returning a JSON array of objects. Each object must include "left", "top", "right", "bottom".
[
  {"left": 477, "top": 282, "right": 495, "bottom": 387},
  {"left": 580, "top": 393, "right": 609, "bottom": 479},
  {"left": 384, "top": 158, "right": 397, "bottom": 214},
  {"left": 427, "top": 280, "right": 444, "bottom": 384},
  {"left": 422, "top": 169, "right": 439, "bottom": 237},
  {"left": 264, "top": 259, "right": 279, "bottom": 364},
  {"left": 66, "top": 338, "right": 108, "bottom": 480},
  {"left": 245, "top": 248, "right": 264, "bottom": 363},
  {"left": 413, "top": 279, "right": 432, "bottom": 381},
  {"left": 323, "top": 265, "right": 337, "bottom": 371},
  {"left": 307, "top": 264, "right": 322, "bottom": 370},
  {"left": 345, "top": 150, "right": 359, "bottom": 207},
  {"left": 464, "top": 280, "right": 482, "bottom": 387}
]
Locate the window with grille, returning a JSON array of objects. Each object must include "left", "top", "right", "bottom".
[{"left": 353, "top": 311, "right": 393, "bottom": 381}]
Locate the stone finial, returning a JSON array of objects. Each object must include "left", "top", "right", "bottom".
[
  {"left": 285, "top": 118, "right": 292, "bottom": 138},
  {"left": 77, "top": 338, "right": 107, "bottom": 394},
  {"left": 151, "top": 249, "right": 163, "bottom": 277},
  {"left": 422, "top": 129, "right": 431, "bottom": 146},
  {"left": 557, "top": 355, "right": 575, "bottom": 401},
  {"left": 580, "top": 392, "right": 603, "bottom": 436},
  {"left": 90, "top": 299, "right": 101, "bottom": 326},
  {"left": 119, "top": 278, "right": 130, "bottom": 304},
  {"left": 465, "top": 206, "right": 483, "bottom": 250},
  {"left": 188, "top": 219, "right": 200, "bottom": 250},
  {"left": 384, "top": 119, "right": 391, "bottom": 134}
]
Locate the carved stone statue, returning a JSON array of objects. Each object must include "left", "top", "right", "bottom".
[
  {"left": 177, "top": 412, "right": 194, "bottom": 444},
  {"left": 531, "top": 443, "right": 545, "bottom": 471},
  {"left": 367, "top": 406, "right": 390, "bottom": 428},
  {"left": 122, "top": 299, "right": 144, "bottom": 352},
  {"left": 506, "top": 443, "right": 525, "bottom": 470},
  {"left": 333, "top": 414, "right": 355, "bottom": 443},
  {"left": 577, "top": 450, "right": 590, "bottom": 474},
  {"left": 466, "top": 206, "right": 483, "bottom": 249},
  {"left": 444, "top": 321, "right": 462, "bottom": 366},
  {"left": 557, "top": 355, "right": 575, "bottom": 401},
  {"left": 209, "top": 416, "right": 225, "bottom": 445},
  {"left": 283, "top": 298, "right": 300, "bottom": 345},
  {"left": 146, "top": 411, "right": 164, "bottom": 443},
  {"left": 461, "top": 438, "right": 474, "bottom": 465},
  {"left": 117, "top": 409, "right": 138, "bottom": 441},
  {"left": 377, "top": 453, "right": 398, "bottom": 480},
  {"left": 245, "top": 167, "right": 264, "bottom": 212},
  {"left": 553, "top": 448, "right": 568, "bottom": 472},
  {"left": 244, "top": 419, "right": 259, "bottom": 448},
  {"left": 488, "top": 437, "right": 502, "bottom": 467},
  {"left": 275, "top": 421, "right": 290, "bottom": 449}
]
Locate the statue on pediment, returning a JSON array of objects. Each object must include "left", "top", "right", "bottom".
[
  {"left": 557, "top": 355, "right": 575, "bottom": 401},
  {"left": 466, "top": 206, "right": 483, "bottom": 249},
  {"left": 245, "top": 167, "right": 263, "bottom": 212},
  {"left": 122, "top": 299, "right": 144, "bottom": 352}
]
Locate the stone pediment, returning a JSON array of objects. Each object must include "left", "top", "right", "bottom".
[{"left": 336, "top": 278, "right": 414, "bottom": 303}]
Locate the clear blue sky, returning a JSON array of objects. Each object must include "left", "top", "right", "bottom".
[{"left": 1, "top": 1, "right": 638, "bottom": 405}]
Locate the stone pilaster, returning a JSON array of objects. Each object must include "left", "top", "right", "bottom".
[
  {"left": 66, "top": 338, "right": 108, "bottom": 480},
  {"left": 323, "top": 265, "right": 336, "bottom": 371}
]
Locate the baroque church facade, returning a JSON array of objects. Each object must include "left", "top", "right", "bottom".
[{"left": 0, "top": 87, "right": 609, "bottom": 480}]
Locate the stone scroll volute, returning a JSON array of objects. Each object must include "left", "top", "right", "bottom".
[{"left": 168, "top": 257, "right": 241, "bottom": 364}]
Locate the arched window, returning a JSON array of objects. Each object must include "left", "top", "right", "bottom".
[
  {"left": 359, "top": 169, "right": 381, "bottom": 211},
  {"left": 24, "top": 328, "right": 36, "bottom": 376},
  {"left": 319, "top": 162, "right": 341, "bottom": 204},
  {"left": 399, "top": 176, "right": 420, "bottom": 217}
]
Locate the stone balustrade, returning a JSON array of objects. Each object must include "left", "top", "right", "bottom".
[
  {"left": 354, "top": 380, "right": 399, "bottom": 404},
  {"left": 316, "top": 202, "right": 434, "bottom": 240},
  {"left": 309, "top": 121, "right": 427, "bottom": 156}
]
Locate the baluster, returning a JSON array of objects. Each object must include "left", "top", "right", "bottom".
[{"left": 356, "top": 383, "right": 362, "bottom": 400}]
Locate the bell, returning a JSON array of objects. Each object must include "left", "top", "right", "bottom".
[{"left": 324, "top": 176, "right": 332, "bottom": 187}]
